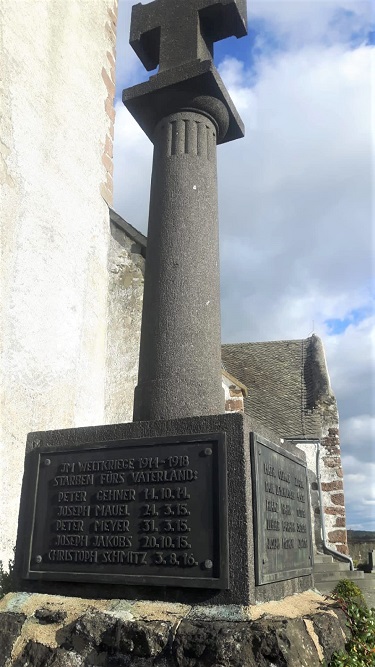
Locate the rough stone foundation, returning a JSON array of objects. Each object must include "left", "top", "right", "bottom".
[
  {"left": 321, "top": 429, "right": 349, "bottom": 555},
  {"left": 0, "top": 592, "right": 348, "bottom": 667}
]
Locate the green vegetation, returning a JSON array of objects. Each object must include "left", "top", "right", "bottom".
[
  {"left": 332, "top": 579, "right": 367, "bottom": 608},
  {"left": 327, "top": 579, "right": 375, "bottom": 667},
  {"left": 0, "top": 551, "right": 18, "bottom": 599}
]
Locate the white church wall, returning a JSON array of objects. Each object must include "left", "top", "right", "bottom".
[{"left": 0, "top": 0, "right": 118, "bottom": 564}]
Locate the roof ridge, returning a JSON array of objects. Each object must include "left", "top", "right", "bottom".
[{"left": 222, "top": 338, "right": 310, "bottom": 347}]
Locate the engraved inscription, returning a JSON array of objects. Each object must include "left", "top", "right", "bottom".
[
  {"left": 252, "top": 434, "right": 313, "bottom": 585},
  {"left": 26, "top": 436, "right": 228, "bottom": 588}
]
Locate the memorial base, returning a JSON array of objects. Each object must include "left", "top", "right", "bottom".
[
  {"left": 16, "top": 413, "right": 313, "bottom": 606},
  {"left": 0, "top": 591, "right": 348, "bottom": 667}
]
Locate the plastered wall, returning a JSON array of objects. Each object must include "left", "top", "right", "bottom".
[
  {"left": 0, "top": 0, "right": 118, "bottom": 564},
  {"left": 105, "top": 219, "right": 144, "bottom": 424}
]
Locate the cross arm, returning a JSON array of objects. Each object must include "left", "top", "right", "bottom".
[
  {"left": 199, "top": 0, "right": 247, "bottom": 42},
  {"left": 130, "top": 0, "right": 247, "bottom": 73},
  {"left": 130, "top": 2, "right": 161, "bottom": 71}
]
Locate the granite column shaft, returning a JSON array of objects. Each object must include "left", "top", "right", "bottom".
[{"left": 133, "top": 110, "right": 224, "bottom": 421}]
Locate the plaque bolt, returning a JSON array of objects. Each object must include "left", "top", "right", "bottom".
[
  {"left": 204, "top": 448, "right": 212, "bottom": 456},
  {"left": 44, "top": 459, "right": 51, "bottom": 466},
  {"left": 258, "top": 450, "right": 262, "bottom": 455},
  {"left": 262, "top": 558, "right": 266, "bottom": 564},
  {"left": 204, "top": 559, "right": 213, "bottom": 569},
  {"left": 35, "top": 555, "right": 43, "bottom": 564}
]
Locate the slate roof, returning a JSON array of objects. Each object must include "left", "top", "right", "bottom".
[
  {"left": 110, "top": 208, "right": 147, "bottom": 257},
  {"left": 221, "top": 335, "right": 337, "bottom": 440}
]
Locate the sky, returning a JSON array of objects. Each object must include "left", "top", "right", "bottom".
[{"left": 113, "top": 0, "right": 374, "bottom": 531}]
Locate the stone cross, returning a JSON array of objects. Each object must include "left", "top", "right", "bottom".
[
  {"left": 123, "top": 0, "right": 247, "bottom": 421},
  {"left": 131, "top": 0, "right": 247, "bottom": 73}
]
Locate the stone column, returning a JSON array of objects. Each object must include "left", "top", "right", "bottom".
[
  {"left": 124, "top": 0, "right": 247, "bottom": 422},
  {"left": 133, "top": 106, "right": 226, "bottom": 421}
]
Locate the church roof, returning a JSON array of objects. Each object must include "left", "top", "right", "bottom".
[
  {"left": 110, "top": 208, "right": 147, "bottom": 257},
  {"left": 221, "top": 335, "right": 337, "bottom": 440}
]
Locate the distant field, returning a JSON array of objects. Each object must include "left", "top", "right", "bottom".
[
  {"left": 347, "top": 530, "right": 375, "bottom": 543},
  {"left": 347, "top": 531, "right": 375, "bottom": 563}
]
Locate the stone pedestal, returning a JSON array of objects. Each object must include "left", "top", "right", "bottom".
[{"left": 16, "top": 413, "right": 313, "bottom": 606}]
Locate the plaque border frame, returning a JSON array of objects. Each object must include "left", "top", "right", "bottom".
[
  {"left": 250, "top": 433, "right": 313, "bottom": 585},
  {"left": 20, "top": 432, "right": 229, "bottom": 589}
]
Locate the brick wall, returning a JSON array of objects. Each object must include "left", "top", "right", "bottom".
[
  {"left": 101, "top": 1, "right": 118, "bottom": 207},
  {"left": 321, "top": 428, "right": 349, "bottom": 554},
  {"left": 222, "top": 371, "right": 247, "bottom": 413}
]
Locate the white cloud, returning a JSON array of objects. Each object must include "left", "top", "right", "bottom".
[
  {"left": 341, "top": 457, "right": 375, "bottom": 528},
  {"left": 114, "top": 0, "right": 374, "bottom": 532},
  {"left": 324, "top": 315, "right": 375, "bottom": 421},
  {"left": 113, "top": 102, "right": 153, "bottom": 229},
  {"left": 218, "top": 45, "right": 373, "bottom": 342},
  {"left": 249, "top": 0, "right": 372, "bottom": 48}
]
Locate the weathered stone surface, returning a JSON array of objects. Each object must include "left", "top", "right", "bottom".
[
  {"left": 172, "top": 616, "right": 341, "bottom": 666},
  {"left": 310, "top": 609, "right": 347, "bottom": 663},
  {"left": 328, "top": 529, "right": 347, "bottom": 543},
  {"left": 250, "top": 618, "right": 319, "bottom": 667},
  {"left": 173, "top": 620, "right": 254, "bottom": 665},
  {"left": 12, "top": 640, "right": 52, "bottom": 667},
  {"left": 12, "top": 641, "right": 84, "bottom": 667},
  {"left": 67, "top": 611, "right": 171, "bottom": 659},
  {"left": 0, "top": 593, "right": 350, "bottom": 667},
  {"left": 330, "top": 493, "right": 345, "bottom": 506},
  {"left": 0, "top": 612, "right": 26, "bottom": 664},
  {"left": 69, "top": 610, "right": 118, "bottom": 649},
  {"left": 34, "top": 607, "right": 67, "bottom": 624},
  {"left": 114, "top": 620, "right": 171, "bottom": 658}
]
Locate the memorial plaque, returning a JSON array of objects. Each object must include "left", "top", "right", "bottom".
[
  {"left": 250, "top": 433, "right": 313, "bottom": 585},
  {"left": 21, "top": 434, "right": 229, "bottom": 588}
]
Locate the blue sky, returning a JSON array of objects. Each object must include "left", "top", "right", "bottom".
[{"left": 113, "top": 0, "right": 374, "bottom": 532}]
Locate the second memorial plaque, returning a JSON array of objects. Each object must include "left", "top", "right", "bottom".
[
  {"left": 21, "top": 433, "right": 229, "bottom": 588},
  {"left": 251, "top": 433, "right": 313, "bottom": 585}
]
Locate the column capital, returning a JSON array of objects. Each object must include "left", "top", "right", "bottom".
[{"left": 123, "top": 59, "right": 244, "bottom": 145}]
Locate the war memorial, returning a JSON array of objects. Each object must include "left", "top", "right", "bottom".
[{"left": 0, "top": 1, "right": 353, "bottom": 665}]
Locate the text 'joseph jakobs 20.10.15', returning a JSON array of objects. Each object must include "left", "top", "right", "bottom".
[{"left": 21, "top": 434, "right": 229, "bottom": 589}]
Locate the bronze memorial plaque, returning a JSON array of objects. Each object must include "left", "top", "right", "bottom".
[
  {"left": 250, "top": 433, "right": 313, "bottom": 585},
  {"left": 21, "top": 434, "right": 228, "bottom": 588}
]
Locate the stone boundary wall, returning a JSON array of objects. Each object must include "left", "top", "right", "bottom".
[
  {"left": 347, "top": 540, "right": 375, "bottom": 564},
  {"left": 0, "top": 592, "right": 349, "bottom": 667}
]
